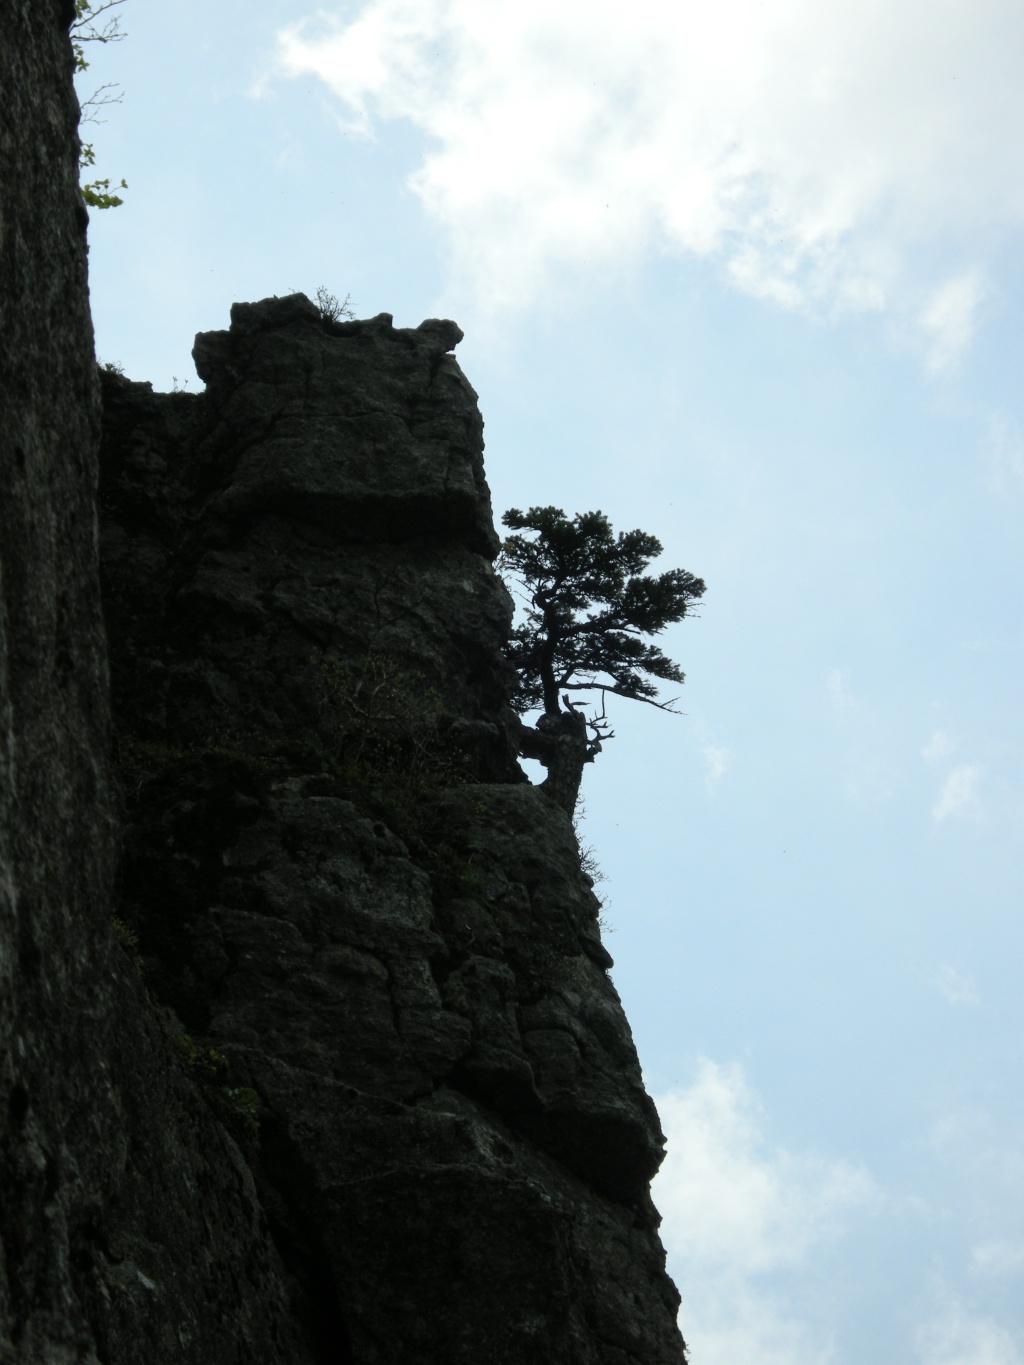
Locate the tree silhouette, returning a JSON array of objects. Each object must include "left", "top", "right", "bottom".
[{"left": 500, "top": 506, "right": 705, "bottom": 811}]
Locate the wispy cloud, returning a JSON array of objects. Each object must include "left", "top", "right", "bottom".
[
  {"left": 695, "top": 721, "right": 730, "bottom": 788},
  {"left": 702, "top": 742, "right": 730, "bottom": 787},
  {"left": 971, "top": 1240, "right": 1024, "bottom": 1278},
  {"left": 936, "top": 965, "right": 979, "bottom": 1006},
  {"left": 923, "top": 730, "right": 957, "bottom": 764},
  {"left": 920, "top": 270, "right": 987, "bottom": 373},
  {"left": 926, "top": 1105, "right": 1024, "bottom": 1198},
  {"left": 276, "top": 0, "right": 1024, "bottom": 358},
  {"left": 917, "top": 1304, "right": 1024, "bottom": 1365},
  {"left": 933, "top": 764, "right": 982, "bottom": 822},
  {"left": 654, "top": 1060, "right": 876, "bottom": 1364},
  {"left": 827, "top": 668, "right": 857, "bottom": 712}
]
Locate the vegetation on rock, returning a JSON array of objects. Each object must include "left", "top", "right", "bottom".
[
  {"left": 73, "top": 0, "right": 128, "bottom": 209},
  {"left": 500, "top": 505, "right": 705, "bottom": 811}
]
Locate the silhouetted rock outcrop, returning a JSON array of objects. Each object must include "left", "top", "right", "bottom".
[{"left": 97, "top": 295, "right": 685, "bottom": 1362}]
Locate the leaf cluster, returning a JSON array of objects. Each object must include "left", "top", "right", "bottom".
[
  {"left": 79, "top": 143, "right": 126, "bottom": 208},
  {"left": 500, "top": 506, "right": 705, "bottom": 717}
]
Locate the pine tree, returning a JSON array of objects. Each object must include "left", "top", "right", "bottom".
[{"left": 500, "top": 506, "right": 704, "bottom": 810}]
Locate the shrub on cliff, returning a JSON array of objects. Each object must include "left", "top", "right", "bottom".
[{"left": 500, "top": 506, "right": 705, "bottom": 811}]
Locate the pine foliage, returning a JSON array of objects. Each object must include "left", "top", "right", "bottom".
[{"left": 500, "top": 506, "right": 705, "bottom": 720}]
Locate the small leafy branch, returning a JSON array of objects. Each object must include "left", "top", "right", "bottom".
[
  {"left": 315, "top": 286, "right": 355, "bottom": 323},
  {"left": 72, "top": 0, "right": 128, "bottom": 209}
]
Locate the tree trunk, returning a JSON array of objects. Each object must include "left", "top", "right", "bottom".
[{"left": 518, "top": 710, "right": 591, "bottom": 814}]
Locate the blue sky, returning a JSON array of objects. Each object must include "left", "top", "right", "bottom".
[{"left": 79, "top": 1, "right": 1024, "bottom": 1360}]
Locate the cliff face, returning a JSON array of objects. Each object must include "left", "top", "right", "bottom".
[
  {"left": 1, "top": 8, "right": 685, "bottom": 1362},
  {"left": 98, "top": 294, "right": 686, "bottom": 1362}
]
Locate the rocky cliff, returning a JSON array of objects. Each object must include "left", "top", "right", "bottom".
[
  {"left": 96, "top": 293, "right": 685, "bottom": 1362},
  {"left": 1, "top": 7, "right": 687, "bottom": 1362}
]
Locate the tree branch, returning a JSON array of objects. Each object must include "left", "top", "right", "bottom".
[
  {"left": 71, "top": 0, "right": 127, "bottom": 40},
  {"left": 559, "top": 681, "right": 683, "bottom": 713}
]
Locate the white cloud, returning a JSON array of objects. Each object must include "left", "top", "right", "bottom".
[
  {"left": 276, "top": 0, "right": 1024, "bottom": 354},
  {"left": 936, "top": 965, "right": 979, "bottom": 1006},
  {"left": 971, "top": 1240, "right": 1024, "bottom": 1278},
  {"left": 675, "top": 1289, "right": 838, "bottom": 1365},
  {"left": 927, "top": 1106, "right": 1024, "bottom": 1198},
  {"left": 920, "top": 270, "right": 988, "bottom": 373},
  {"left": 653, "top": 1060, "right": 876, "bottom": 1365},
  {"left": 917, "top": 1305, "right": 1024, "bottom": 1365},
  {"left": 933, "top": 764, "right": 982, "bottom": 821},
  {"left": 927, "top": 1107, "right": 993, "bottom": 1160},
  {"left": 923, "top": 730, "right": 957, "bottom": 764}
]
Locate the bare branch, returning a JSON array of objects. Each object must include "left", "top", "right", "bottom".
[
  {"left": 560, "top": 681, "right": 684, "bottom": 713},
  {"left": 314, "top": 286, "right": 355, "bottom": 323},
  {"left": 71, "top": 0, "right": 127, "bottom": 42},
  {"left": 79, "top": 81, "right": 123, "bottom": 122}
]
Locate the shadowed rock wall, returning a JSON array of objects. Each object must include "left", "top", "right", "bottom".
[
  {"left": 2, "top": 9, "right": 333, "bottom": 1364},
  {"left": 98, "top": 295, "right": 687, "bottom": 1363}
]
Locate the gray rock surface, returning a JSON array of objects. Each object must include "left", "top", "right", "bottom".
[{"left": 98, "top": 296, "right": 687, "bottom": 1362}]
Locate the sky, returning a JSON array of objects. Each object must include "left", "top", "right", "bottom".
[{"left": 78, "top": 1, "right": 1024, "bottom": 1360}]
